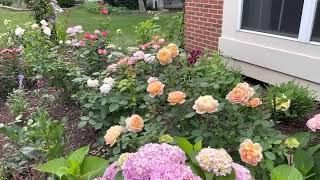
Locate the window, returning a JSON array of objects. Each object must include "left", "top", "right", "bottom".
[
  {"left": 312, "top": 1, "right": 320, "bottom": 41},
  {"left": 241, "top": 0, "right": 304, "bottom": 38}
]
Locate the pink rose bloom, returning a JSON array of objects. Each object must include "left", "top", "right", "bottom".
[
  {"left": 140, "top": 42, "right": 152, "bottom": 50},
  {"left": 306, "top": 114, "right": 320, "bottom": 132},
  {"left": 98, "top": 49, "right": 108, "bottom": 55},
  {"left": 152, "top": 44, "right": 160, "bottom": 50},
  {"left": 107, "top": 63, "right": 117, "bottom": 72},
  {"left": 101, "top": 31, "right": 108, "bottom": 37},
  {"left": 133, "top": 51, "right": 145, "bottom": 60},
  {"left": 118, "top": 57, "right": 129, "bottom": 65},
  {"left": 157, "top": 38, "right": 165, "bottom": 45},
  {"left": 79, "top": 41, "right": 86, "bottom": 47}
]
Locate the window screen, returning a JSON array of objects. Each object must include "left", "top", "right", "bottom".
[
  {"left": 312, "top": 1, "right": 320, "bottom": 42},
  {"left": 241, "top": 0, "right": 304, "bottom": 38}
]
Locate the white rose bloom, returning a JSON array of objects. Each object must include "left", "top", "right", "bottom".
[
  {"left": 40, "top": 20, "right": 48, "bottom": 26},
  {"left": 15, "top": 27, "right": 25, "bottom": 37},
  {"left": 31, "top": 23, "right": 39, "bottom": 30},
  {"left": 103, "top": 77, "right": 115, "bottom": 87},
  {"left": 100, "top": 84, "right": 112, "bottom": 95},
  {"left": 94, "top": 29, "right": 101, "bottom": 34},
  {"left": 42, "top": 26, "right": 51, "bottom": 36},
  {"left": 87, "top": 78, "right": 99, "bottom": 88},
  {"left": 59, "top": 40, "right": 63, "bottom": 44},
  {"left": 74, "top": 25, "right": 83, "bottom": 33},
  {"left": 144, "top": 54, "right": 156, "bottom": 64},
  {"left": 147, "top": 77, "right": 158, "bottom": 84}
]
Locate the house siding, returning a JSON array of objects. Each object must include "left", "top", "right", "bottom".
[{"left": 184, "top": 0, "right": 223, "bottom": 52}]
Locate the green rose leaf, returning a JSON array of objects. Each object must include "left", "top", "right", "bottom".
[
  {"left": 264, "top": 151, "right": 276, "bottom": 161},
  {"left": 271, "top": 165, "right": 303, "bottom": 180},
  {"left": 109, "top": 104, "right": 120, "bottom": 112}
]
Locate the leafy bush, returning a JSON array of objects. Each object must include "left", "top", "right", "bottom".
[
  {"left": 7, "top": 89, "right": 29, "bottom": 117},
  {"left": 1, "top": 0, "right": 14, "bottom": 6},
  {"left": 166, "top": 12, "right": 184, "bottom": 46},
  {"left": 36, "top": 146, "right": 108, "bottom": 179},
  {"left": 135, "top": 17, "right": 161, "bottom": 43},
  {"left": 80, "top": 2, "right": 101, "bottom": 14},
  {"left": 0, "top": 109, "right": 66, "bottom": 177},
  {"left": 266, "top": 81, "right": 316, "bottom": 121},
  {"left": 0, "top": 48, "right": 21, "bottom": 98},
  {"left": 58, "top": 0, "right": 74, "bottom": 8}
]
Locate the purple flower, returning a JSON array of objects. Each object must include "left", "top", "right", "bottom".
[
  {"left": 122, "top": 143, "right": 200, "bottom": 180},
  {"left": 187, "top": 50, "right": 202, "bottom": 65},
  {"left": 232, "top": 163, "right": 252, "bottom": 180},
  {"left": 99, "top": 162, "right": 118, "bottom": 180},
  {"left": 18, "top": 74, "right": 24, "bottom": 88}
]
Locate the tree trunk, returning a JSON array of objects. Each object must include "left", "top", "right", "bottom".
[{"left": 138, "top": 0, "right": 146, "bottom": 11}]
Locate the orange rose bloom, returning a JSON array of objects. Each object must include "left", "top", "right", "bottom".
[
  {"left": 104, "top": 125, "right": 124, "bottom": 146},
  {"left": 239, "top": 139, "right": 263, "bottom": 166},
  {"left": 156, "top": 47, "right": 173, "bottom": 65},
  {"left": 126, "top": 114, "right": 144, "bottom": 133},
  {"left": 147, "top": 80, "right": 165, "bottom": 97},
  {"left": 192, "top": 95, "right": 219, "bottom": 114},
  {"left": 167, "top": 91, "right": 186, "bottom": 105},
  {"left": 167, "top": 43, "right": 179, "bottom": 58},
  {"left": 226, "top": 82, "right": 255, "bottom": 105},
  {"left": 248, "top": 98, "right": 262, "bottom": 108}
]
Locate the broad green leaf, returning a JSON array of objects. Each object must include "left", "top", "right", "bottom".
[
  {"left": 294, "top": 150, "right": 314, "bottom": 175},
  {"left": 174, "top": 136, "right": 193, "bottom": 157},
  {"left": 307, "top": 144, "right": 320, "bottom": 155},
  {"left": 264, "top": 151, "right": 276, "bottom": 161},
  {"left": 271, "top": 165, "right": 303, "bottom": 180},
  {"left": 35, "top": 158, "right": 69, "bottom": 178},
  {"left": 292, "top": 132, "right": 310, "bottom": 147},
  {"left": 80, "top": 167, "right": 106, "bottom": 180},
  {"left": 81, "top": 156, "right": 108, "bottom": 175},
  {"left": 194, "top": 140, "right": 202, "bottom": 151},
  {"left": 68, "top": 146, "right": 90, "bottom": 174},
  {"left": 109, "top": 104, "right": 120, "bottom": 112}
]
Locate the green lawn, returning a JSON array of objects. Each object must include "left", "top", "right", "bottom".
[{"left": 0, "top": 7, "right": 175, "bottom": 42}]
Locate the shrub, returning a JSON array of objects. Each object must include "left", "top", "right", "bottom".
[
  {"left": 135, "top": 17, "right": 161, "bottom": 43},
  {"left": 166, "top": 12, "right": 184, "bottom": 46},
  {"left": 80, "top": 2, "right": 101, "bottom": 14},
  {"left": 1, "top": 0, "right": 14, "bottom": 6},
  {"left": 266, "top": 81, "right": 316, "bottom": 121}
]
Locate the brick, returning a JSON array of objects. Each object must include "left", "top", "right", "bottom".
[{"left": 184, "top": 0, "right": 224, "bottom": 52}]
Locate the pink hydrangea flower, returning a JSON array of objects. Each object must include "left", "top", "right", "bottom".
[
  {"left": 99, "top": 162, "right": 118, "bottom": 180},
  {"left": 232, "top": 163, "right": 252, "bottom": 180},
  {"left": 133, "top": 51, "right": 145, "bottom": 60},
  {"left": 306, "top": 114, "right": 320, "bottom": 132},
  {"left": 122, "top": 143, "right": 200, "bottom": 180}
]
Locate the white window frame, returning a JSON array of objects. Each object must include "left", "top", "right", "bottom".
[{"left": 236, "top": 0, "right": 320, "bottom": 44}]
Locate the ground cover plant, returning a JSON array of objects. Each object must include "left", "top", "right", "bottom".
[{"left": 0, "top": 2, "right": 319, "bottom": 180}]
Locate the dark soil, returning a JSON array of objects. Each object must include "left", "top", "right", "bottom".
[
  {"left": 0, "top": 87, "right": 98, "bottom": 159},
  {"left": 277, "top": 102, "right": 320, "bottom": 134}
]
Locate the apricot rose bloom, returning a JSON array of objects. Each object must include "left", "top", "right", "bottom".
[
  {"left": 192, "top": 95, "right": 219, "bottom": 114},
  {"left": 147, "top": 80, "right": 165, "bottom": 97},
  {"left": 226, "top": 82, "right": 255, "bottom": 105},
  {"left": 126, "top": 114, "right": 144, "bottom": 133},
  {"left": 247, "top": 98, "right": 262, "bottom": 108},
  {"left": 104, "top": 125, "right": 124, "bottom": 146},
  {"left": 167, "top": 43, "right": 179, "bottom": 58},
  {"left": 156, "top": 47, "right": 172, "bottom": 65},
  {"left": 239, "top": 139, "right": 263, "bottom": 166},
  {"left": 167, "top": 91, "right": 186, "bottom": 105}
]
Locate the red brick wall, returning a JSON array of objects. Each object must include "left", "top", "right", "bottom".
[{"left": 184, "top": 0, "right": 224, "bottom": 52}]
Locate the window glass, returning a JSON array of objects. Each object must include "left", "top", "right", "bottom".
[
  {"left": 312, "top": 1, "right": 320, "bottom": 42},
  {"left": 241, "top": 0, "right": 304, "bottom": 38}
]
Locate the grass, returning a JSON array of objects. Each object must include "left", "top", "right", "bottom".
[{"left": 0, "top": 7, "right": 176, "bottom": 42}]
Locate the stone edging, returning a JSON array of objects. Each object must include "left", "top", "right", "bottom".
[{"left": 0, "top": 5, "right": 30, "bottom": 11}]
